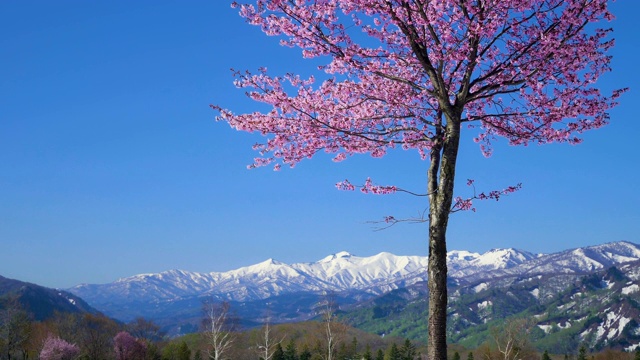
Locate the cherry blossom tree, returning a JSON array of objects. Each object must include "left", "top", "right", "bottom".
[
  {"left": 39, "top": 336, "right": 79, "bottom": 360},
  {"left": 213, "top": 1, "right": 624, "bottom": 359}
]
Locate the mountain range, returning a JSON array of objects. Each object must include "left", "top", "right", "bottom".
[
  {"left": 67, "top": 241, "right": 640, "bottom": 349},
  {"left": 71, "top": 242, "right": 640, "bottom": 304}
]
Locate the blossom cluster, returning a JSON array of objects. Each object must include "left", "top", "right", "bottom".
[
  {"left": 40, "top": 336, "right": 80, "bottom": 360},
  {"left": 452, "top": 182, "right": 523, "bottom": 213},
  {"left": 336, "top": 178, "right": 397, "bottom": 195},
  {"left": 216, "top": 0, "right": 624, "bottom": 187}
]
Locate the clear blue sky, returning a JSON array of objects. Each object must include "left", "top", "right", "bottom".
[{"left": 1, "top": 1, "right": 638, "bottom": 289}]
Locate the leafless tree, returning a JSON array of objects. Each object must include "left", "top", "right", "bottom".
[
  {"left": 201, "top": 300, "right": 235, "bottom": 360},
  {"left": 317, "top": 292, "right": 344, "bottom": 360},
  {"left": 0, "top": 297, "right": 31, "bottom": 360},
  {"left": 489, "top": 318, "right": 536, "bottom": 360},
  {"left": 126, "top": 317, "right": 165, "bottom": 343},
  {"left": 79, "top": 313, "right": 119, "bottom": 360},
  {"left": 255, "top": 316, "right": 283, "bottom": 360}
]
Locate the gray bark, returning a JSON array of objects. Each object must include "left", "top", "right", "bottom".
[{"left": 426, "top": 112, "right": 461, "bottom": 360}]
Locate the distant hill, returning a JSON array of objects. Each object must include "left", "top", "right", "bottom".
[{"left": 0, "top": 275, "right": 99, "bottom": 321}]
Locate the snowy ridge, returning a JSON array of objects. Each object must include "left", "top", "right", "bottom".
[
  {"left": 70, "top": 251, "right": 432, "bottom": 304},
  {"left": 69, "top": 241, "right": 640, "bottom": 316},
  {"left": 458, "top": 241, "right": 640, "bottom": 284},
  {"left": 448, "top": 248, "right": 538, "bottom": 278}
]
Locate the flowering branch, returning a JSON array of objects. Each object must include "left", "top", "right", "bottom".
[
  {"left": 336, "top": 178, "right": 435, "bottom": 197},
  {"left": 335, "top": 178, "right": 398, "bottom": 195},
  {"left": 354, "top": 179, "right": 521, "bottom": 229},
  {"left": 367, "top": 210, "right": 429, "bottom": 231},
  {"left": 451, "top": 179, "right": 523, "bottom": 213}
]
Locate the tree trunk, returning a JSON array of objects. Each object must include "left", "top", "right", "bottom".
[{"left": 427, "top": 114, "right": 461, "bottom": 360}]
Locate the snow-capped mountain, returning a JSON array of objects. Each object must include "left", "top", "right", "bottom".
[
  {"left": 457, "top": 240, "right": 640, "bottom": 284},
  {"left": 70, "top": 251, "right": 431, "bottom": 306},
  {"left": 68, "top": 241, "right": 640, "bottom": 329},
  {"left": 70, "top": 247, "right": 544, "bottom": 306},
  {"left": 447, "top": 248, "right": 538, "bottom": 278}
]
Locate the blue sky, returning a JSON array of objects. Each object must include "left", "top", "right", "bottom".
[{"left": 1, "top": 1, "right": 638, "bottom": 289}]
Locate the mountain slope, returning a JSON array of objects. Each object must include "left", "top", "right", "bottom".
[
  {"left": 342, "top": 246, "right": 640, "bottom": 353},
  {"left": 0, "top": 275, "right": 99, "bottom": 321}
]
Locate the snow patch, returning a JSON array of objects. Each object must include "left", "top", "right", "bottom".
[
  {"left": 606, "top": 313, "right": 631, "bottom": 340},
  {"left": 538, "top": 325, "right": 552, "bottom": 334},
  {"left": 596, "top": 323, "right": 606, "bottom": 341},
  {"left": 473, "top": 283, "right": 488, "bottom": 293},
  {"left": 472, "top": 248, "right": 534, "bottom": 269},
  {"left": 530, "top": 288, "right": 539, "bottom": 298},
  {"left": 447, "top": 250, "right": 480, "bottom": 262},
  {"left": 477, "top": 300, "right": 492, "bottom": 310},
  {"left": 558, "top": 321, "right": 572, "bottom": 329},
  {"left": 622, "top": 284, "right": 639, "bottom": 295},
  {"left": 557, "top": 301, "right": 575, "bottom": 311},
  {"left": 595, "top": 311, "right": 632, "bottom": 341},
  {"left": 580, "top": 329, "right": 591, "bottom": 340}
]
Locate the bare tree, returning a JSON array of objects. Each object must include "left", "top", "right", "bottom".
[
  {"left": 79, "top": 313, "right": 119, "bottom": 360},
  {"left": 0, "top": 297, "right": 32, "bottom": 360},
  {"left": 317, "top": 292, "right": 344, "bottom": 360},
  {"left": 201, "top": 300, "right": 235, "bottom": 360},
  {"left": 255, "top": 317, "right": 283, "bottom": 360},
  {"left": 126, "top": 317, "right": 165, "bottom": 343},
  {"left": 489, "top": 318, "right": 535, "bottom": 360}
]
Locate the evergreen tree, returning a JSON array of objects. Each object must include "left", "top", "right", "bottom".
[
  {"left": 161, "top": 342, "right": 178, "bottom": 360},
  {"left": 362, "top": 344, "right": 373, "bottom": 360},
  {"left": 577, "top": 345, "right": 588, "bottom": 360},
  {"left": 375, "top": 349, "right": 385, "bottom": 360},
  {"left": 146, "top": 341, "right": 162, "bottom": 360},
  {"left": 337, "top": 342, "right": 350, "bottom": 360},
  {"left": 284, "top": 339, "right": 298, "bottom": 360},
  {"left": 352, "top": 337, "right": 358, "bottom": 356},
  {"left": 311, "top": 339, "right": 323, "bottom": 359},
  {"left": 564, "top": 354, "right": 569, "bottom": 360},
  {"left": 400, "top": 339, "right": 417, "bottom": 360},
  {"left": 467, "top": 352, "right": 474, "bottom": 360},
  {"left": 194, "top": 349, "right": 203, "bottom": 360},
  {"left": 385, "top": 343, "right": 402, "bottom": 360},
  {"left": 298, "top": 344, "right": 312, "bottom": 360},
  {"left": 177, "top": 341, "right": 191, "bottom": 360},
  {"left": 273, "top": 343, "right": 285, "bottom": 360},
  {"left": 635, "top": 347, "right": 640, "bottom": 360},
  {"left": 542, "top": 350, "right": 551, "bottom": 360},
  {"left": 452, "top": 351, "right": 460, "bottom": 360}
]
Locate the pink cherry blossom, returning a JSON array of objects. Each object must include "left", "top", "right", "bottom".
[{"left": 214, "top": 2, "right": 623, "bottom": 359}]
